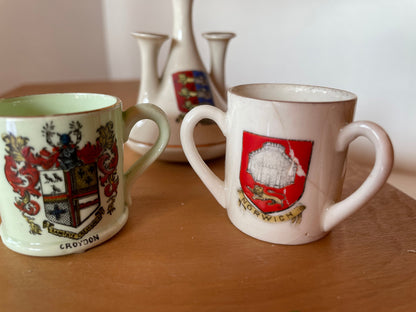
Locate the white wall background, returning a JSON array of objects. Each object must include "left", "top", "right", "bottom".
[
  {"left": 1, "top": 0, "right": 415, "bottom": 195},
  {"left": 0, "top": 0, "right": 108, "bottom": 92}
]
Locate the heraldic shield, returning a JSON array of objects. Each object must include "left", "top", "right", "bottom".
[
  {"left": 172, "top": 70, "right": 214, "bottom": 113},
  {"left": 40, "top": 163, "right": 100, "bottom": 228},
  {"left": 239, "top": 131, "right": 313, "bottom": 214},
  {"left": 2, "top": 120, "right": 119, "bottom": 237}
]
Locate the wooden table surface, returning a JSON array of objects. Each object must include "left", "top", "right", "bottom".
[{"left": 0, "top": 81, "right": 415, "bottom": 312}]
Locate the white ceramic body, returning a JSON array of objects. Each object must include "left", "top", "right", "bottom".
[
  {"left": 0, "top": 94, "right": 169, "bottom": 256},
  {"left": 180, "top": 84, "right": 394, "bottom": 245},
  {"left": 127, "top": 0, "right": 235, "bottom": 162}
]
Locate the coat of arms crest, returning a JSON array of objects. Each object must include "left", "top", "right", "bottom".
[
  {"left": 40, "top": 163, "right": 100, "bottom": 228},
  {"left": 172, "top": 70, "right": 214, "bottom": 122},
  {"left": 2, "top": 121, "right": 119, "bottom": 238},
  {"left": 238, "top": 131, "right": 313, "bottom": 223}
]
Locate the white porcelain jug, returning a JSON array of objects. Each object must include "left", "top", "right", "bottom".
[{"left": 127, "top": 0, "right": 235, "bottom": 162}]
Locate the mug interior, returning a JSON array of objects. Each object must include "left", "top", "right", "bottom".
[
  {"left": 229, "top": 83, "right": 357, "bottom": 103},
  {"left": 0, "top": 93, "right": 119, "bottom": 117}
]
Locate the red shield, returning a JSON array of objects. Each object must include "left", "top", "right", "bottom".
[{"left": 239, "top": 131, "right": 313, "bottom": 214}]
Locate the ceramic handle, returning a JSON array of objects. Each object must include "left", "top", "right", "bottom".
[
  {"left": 180, "top": 106, "right": 227, "bottom": 207},
  {"left": 322, "top": 121, "right": 394, "bottom": 231},
  {"left": 123, "top": 103, "right": 170, "bottom": 206}
]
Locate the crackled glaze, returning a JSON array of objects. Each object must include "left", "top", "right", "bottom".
[{"left": 180, "top": 83, "right": 394, "bottom": 245}]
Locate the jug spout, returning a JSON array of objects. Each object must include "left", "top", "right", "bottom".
[
  {"left": 132, "top": 32, "right": 169, "bottom": 103},
  {"left": 202, "top": 32, "right": 236, "bottom": 99}
]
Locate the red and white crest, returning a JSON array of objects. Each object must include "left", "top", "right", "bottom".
[
  {"left": 239, "top": 131, "right": 313, "bottom": 214},
  {"left": 2, "top": 121, "right": 119, "bottom": 237}
]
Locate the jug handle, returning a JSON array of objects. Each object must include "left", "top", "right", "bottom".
[
  {"left": 322, "top": 121, "right": 394, "bottom": 231},
  {"left": 180, "top": 105, "right": 227, "bottom": 208},
  {"left": 123, "top": 103, "right": 170, "bottom": 206}
]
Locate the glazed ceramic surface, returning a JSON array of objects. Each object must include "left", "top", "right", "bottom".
[
  {"left": 0, "top": 93, "right": 169, "bottom": 256},
  {"left": 180, "top": 83, "right": 394, "bottom": 245},
  {"left": 127, "top": 0, "right": 235, "bottom": 162}
]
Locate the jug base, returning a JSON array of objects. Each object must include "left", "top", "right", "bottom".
[{"left": 0, "top": 208, "right": 128, "bottom": 257}]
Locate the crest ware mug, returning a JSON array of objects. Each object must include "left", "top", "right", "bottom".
[
  {"left": 0, "top": 93, "right": 169, "bottom": 256},
  {"left": 180, "top": 83, "right": 394, "bottom": 245}
]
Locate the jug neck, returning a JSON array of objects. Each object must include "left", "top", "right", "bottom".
[
  {"left": 166, "top": 0, "right": 205, "bottom": 71},
  {"left": 172, "top": 0, "right": 196, "bottom": 45}
]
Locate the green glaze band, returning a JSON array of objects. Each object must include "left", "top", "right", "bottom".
[{"left": 0, "top": 93, "right": 119, "bottom": 117}]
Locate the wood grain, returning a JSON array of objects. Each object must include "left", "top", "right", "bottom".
[{"left": 0, "top": 82, "right": 415, "bottom": 312}]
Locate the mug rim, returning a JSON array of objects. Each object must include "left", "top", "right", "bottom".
[
  {"left": 228, "top": 83, "right": 357, "bottom": 104},
  {"left": 0, "top": 93, "right": 121, "bottom": 118}
]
